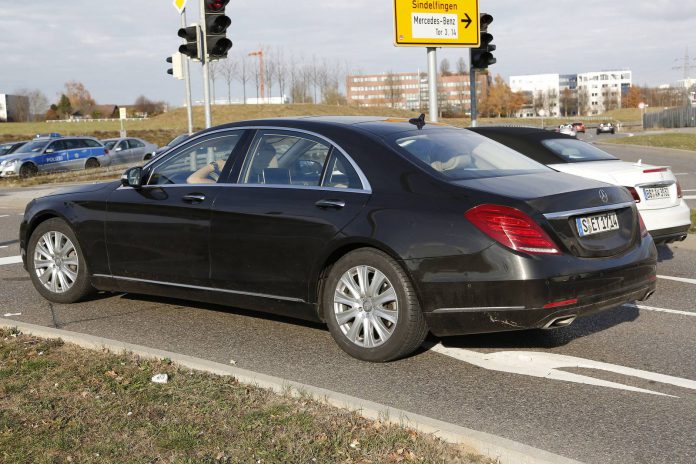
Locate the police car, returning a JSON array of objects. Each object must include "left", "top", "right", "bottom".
[{"left": 0, "top": 134, "right": 110, "bottom": 179}]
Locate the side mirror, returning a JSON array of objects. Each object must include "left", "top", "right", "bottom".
[{"left": 121, "top": 167, "right": 143, "bottom": 189}]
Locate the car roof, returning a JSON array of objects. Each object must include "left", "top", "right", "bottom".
[
  {"left": 470, "top": 126, "right": 577, "bottom": 140},
  {"left": 210, "top": 116, "right": 458, "bottom": 137}
]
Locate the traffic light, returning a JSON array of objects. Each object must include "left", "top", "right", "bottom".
[
  {"left": 470, "top": 13, "right": 496, "bottom": 69},
  {"left": 178, "top": 24, "right": 202, "bottom": 61},
  {"left": 166, "top": 53, "right": 184, "bottom": 80},
  {"left": 203, "top": 0, "right": 233, "bottom": 60}
]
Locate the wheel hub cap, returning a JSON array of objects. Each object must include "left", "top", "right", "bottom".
[
  {"left": 333, "top": 265, "right": 399, "bottom": 348},
  {"left": 33, "top": 231, "right": 79, "bottom": 294}
]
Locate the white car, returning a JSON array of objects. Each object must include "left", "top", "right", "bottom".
[
  {"left": 556, "top": 124, "right": 577, "bottom": 137},
  {"left": 471, "top": 127, "right": 691, "bottom": 244}
]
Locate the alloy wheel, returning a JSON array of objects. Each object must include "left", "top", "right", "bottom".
[
  {"left": 33, "top": 231, "right": 79, "bottom": 294},
  {"left": 333, "top": 265, "right": 399, "bottom": 348}
]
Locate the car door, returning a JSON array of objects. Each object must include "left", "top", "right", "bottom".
[
  {"left": 127, "top": 139, "right": 146, "bottom": 163},
  {"left": 104, "top": 129, "right": 246, "bottom": 286},
  {"left": 112, "top": 140, "right": 131, "bottom": 165},
  {"left": 40, "top": 140, "right": 68, "bottom": 174},
  {"left": 63, "top": 139, "right": 90, "bottom": 170},
  {"left": 210, "top": 128, "right": 371, "bottom": 302}
]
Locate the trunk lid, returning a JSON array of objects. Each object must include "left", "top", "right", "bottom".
[{"left": 454, "top": 172, "right": 640, "bottom": 258}]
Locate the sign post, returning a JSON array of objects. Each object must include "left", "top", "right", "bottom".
[
  {"left": 119, "top": 107, "right": 127, "bottom": 138},
  {"left": 393, "top": 0, "right": 480, "bottom": 123},
  {"left": 173, "top": 0, "right": 195, "bottom": 134}
]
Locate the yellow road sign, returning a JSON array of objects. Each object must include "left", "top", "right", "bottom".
[
  {"left": 393, "top": 0, "right": 480, "bottom": 47},
  {"left": 173, "top": 0, "right": 188, "bottom": 14}
]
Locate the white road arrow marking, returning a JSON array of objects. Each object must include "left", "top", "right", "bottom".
[{"left": 430, "top": 344, "right": 696, "bottom": 397}]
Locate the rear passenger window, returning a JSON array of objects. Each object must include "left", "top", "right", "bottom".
[
  {"left": 240, "top": 131, "right": 331, "bottom": 186},
  {"left": 322, "top": 152, "right": 362, "bottom": 189},
  {"left": 128, "top": 139, "right": 145, "bottom": 149},
  {"left": 64, "top": 139, "right": 87, "bottom": 149},
  {"left": 82, "top": 139, "right": 102, "bottom": 148}
]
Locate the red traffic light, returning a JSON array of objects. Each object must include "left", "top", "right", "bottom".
[{"left": 205, "top": 0, "right": 229, "bottom": 12}]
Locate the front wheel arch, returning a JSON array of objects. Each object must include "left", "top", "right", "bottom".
[{"left": 19, "top": 162, "right": 39, "bottom": 179}]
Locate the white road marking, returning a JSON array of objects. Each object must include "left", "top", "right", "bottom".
[
  {"left": 3, "top": 313, "right": 21, "bottom": 317},
  {"left": 430, "top": 343, "right": 696, "bottom": 397},
  {"left": 0, "top": 256, "right": 22, "bottom": 266},
  {"left": 0, "top": 246, "right": 8, "bottom": 249},
  {"left": 674, "top": 173, "right": 689, "bottom": 176},
  {"left": 0, "top": 215, "right": 9, "bottom": 218},
  {"left": 682, "top": 189, "right": 696, "bottom": 192},
  {"left": 624, "top": 303, "right": 696, "bottom": 317},
  {"left": 683, "top": 195, "right": 696, "bottom": 200},
  {"left": 658, "top": 274, "right": 696, "bottom": 285}
]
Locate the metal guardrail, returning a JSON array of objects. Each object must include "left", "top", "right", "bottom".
[{"left": 643, "top": 106, "right": 696, "bottom": 129}]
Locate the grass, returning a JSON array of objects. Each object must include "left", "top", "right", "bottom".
[
  {"left": 691, "top": 210, "right": 696, "bottom": 234},
  {"left": 0, "top": 329, "right": 493, "bottom": 464},
  {"left": 601, "top": 133, "right": 696, "bottom": 152},
  {"left": 0, "top": 164, "right": 125, "bottom": 188}
]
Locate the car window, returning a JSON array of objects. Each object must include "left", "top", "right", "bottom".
[
  {"left": 148, "top": 134, "right": 241, "bottom": 185},
  {"left": 48, "top": 140, "right": 67, "bottom": 152},
  {"left": 103, "top": 140, "right": 117, "bottom": 150},
  {"left": 390, "top": 128, "right": 550, "bottom": 180},
  {"left": 322, "top": 152, "right": 362, "bottom": 189},
  {"left": 0, "top": 144, "right": 14, "bottom": 156},
  {"left": 117, "top": 141, "right": 128, "bottom": 151},
  {"left": 83, "top": 139, "right": 102, "bottom": 148},
  {"left": 541, "top": 139, "right": 618, "bottom": 162},
  {"left": 64, "top": 139, "right": 86, "bottom": 149},
  {"left": 15, "top": 140, "right": 50, "bottom": 154},
  {"left": 240, "top": 131, "right": 331, "bottom": 186},
  {"left": 128, "top": 139, "right": 145, "bottom": 149}
]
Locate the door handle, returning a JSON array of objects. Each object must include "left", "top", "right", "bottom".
[
  {"left": 315, "top": 199, "right": 345, "bottom": 209},
  {"left": 182, "top": 193, "right": 206, "bottom": 203}
]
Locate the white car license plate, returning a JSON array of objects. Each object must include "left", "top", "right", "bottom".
[
  {"left": 643, "top": 187, "right": 670, "bottom": 201},
  {"left": 576, "top": 212, "right": 620, "bottom": 237}
]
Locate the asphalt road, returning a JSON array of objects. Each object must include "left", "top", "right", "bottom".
[{"left": 1, "top": 148, "right": 696, "bottom": 463}]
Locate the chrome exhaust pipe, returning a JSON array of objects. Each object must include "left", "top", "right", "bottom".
[
  {"left": 640, "top": 290, "right": 655, "bottom": 301},
  {"left": 543, "top": 315, "right": 577, "bottom": 329}
]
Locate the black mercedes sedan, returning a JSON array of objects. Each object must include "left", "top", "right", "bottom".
[{"left": 19, "top": 117, "right": 657, "bottom": 362}]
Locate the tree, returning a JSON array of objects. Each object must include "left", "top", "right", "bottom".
[
  {"left": 133, "top": 96, "right": 165, "bottom": 116},
  {"left": 220, "top": 58, "right": 238, "bottom": 104},
  {"left": 56, "top": 94, "right": 73, "bottom": 119},
  {"left": 456, "top": 56, "right": 467, "bottom": 75},
  {"left": 623, "top": 86, "right": 643, "bottom": 108},
  {"left": 439, "top": 58, "right": 452, "bottom": 76},
  {"left": 236, "top": 55, "right": 250, "bottom": 104},
  {"left": 15, "top": 88, "right": 49, "bottom": 121},
  {"left": 578, "top": 87, "right": 590, "bottom": 116},
  {"left": 383, "top": 72, "right": 403, "bottom": 108},
  {"left": 560, "top": 88, "right": 575, "bottom": 116},
  {"left": 64, "top": 81, "right": 96, "bottom": 115}
]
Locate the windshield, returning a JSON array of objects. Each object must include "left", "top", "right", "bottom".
[
  {"left": 0, "top": 144, "right": 16, "bottom": 156},
  {"left": 541, "top": 138, "right": 618, "bottom": 162},
  {"left": 103, "top": 141, "right": 118, "bottom": 150},
  {"left": 14, "top": 140, "right": 49, "bottom": 154},
  {"left": 389, "top": 128, "right": 550, "bottom": 180}
]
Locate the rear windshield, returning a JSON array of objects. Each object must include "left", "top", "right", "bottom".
[
  {"left": 541, "top": 138, "right": 618, "bottom": 162},
  {"left": 388, "top": 128, "right": 550, "bottom": 180},
  {"left": 15, "top": 141, "right": 49, "bottom": 154}
]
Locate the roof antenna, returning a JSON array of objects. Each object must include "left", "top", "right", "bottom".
[{"left": 409, "top": 113, "right": 426, "bottom": 130}]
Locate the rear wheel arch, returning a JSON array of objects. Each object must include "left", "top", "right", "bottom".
[
  {"left": 85, "top": 157, "right": 100, "bottom": 169},
  {"left": 311, "top": 240, "right": 414, "bottom": 321}
]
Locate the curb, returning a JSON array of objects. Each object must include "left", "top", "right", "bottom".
[{"left": 0, "top": 318, "right": 583, "bottom": 464}]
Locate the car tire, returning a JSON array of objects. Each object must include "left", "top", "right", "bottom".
[
  {"left": 19, "top": 163, "right": 38, "bottom": 179},
  {"left": 323, "top": 248, "right": 428, "bottom": 362},
  {"left": 27, "top": 218, "right": 94, "bottom": 304},
  {"left": 85, "top": 158, "right": 100, "bottom": 169}
]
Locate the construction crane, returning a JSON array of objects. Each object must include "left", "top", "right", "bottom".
[{"left": 248, "top": 50, "right": 265, "bottom": 103}]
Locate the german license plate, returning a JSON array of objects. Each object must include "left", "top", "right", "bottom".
[
  {"left": 643, "top": 187, "right": 670, "bottom": 201},
  {"left": 576, "top": 212, "right": 620, "bottom": 237}
]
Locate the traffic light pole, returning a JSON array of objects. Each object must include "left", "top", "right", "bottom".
[
  {"left": 427, "top": 47, "right": 438, "bottom": 123},
  {"left": 200, "top": 0, "right": 212, "bottom": 128},
  {"left": 469, "top": 52, "right": 477, "bottom": 128},
  {"left": 180, "top": 9, "right": 194, "bottom": 135}
]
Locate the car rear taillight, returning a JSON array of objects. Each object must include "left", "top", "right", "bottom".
[
  {"left": 638, "top": 214, "right": 649, "bottom": 238},
  {"left": 104, "top": 148, "right": 109, "bottom": 155},
  {"left": 465, "top": 204, "right": 560, "bottom": 255},
  {"left": 543, "top": 298, "right": 578, "bottom": 309},
  {"left": 677, "top": 180, "right": 683, "bottom": 199},
  {"left": 625, "top": 186, "right": 641, "bottom": 203}
]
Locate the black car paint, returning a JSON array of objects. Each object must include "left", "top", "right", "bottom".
[{"left": 20, "top": 118, "right": 657, "bottom": 336}]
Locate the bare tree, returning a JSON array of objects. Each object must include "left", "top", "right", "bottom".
[
  {"left": 236, "top": 55, "right": 250, "bottom": 104},
  {"left": 275, "top": 47, "right": 288, "bottom": 102},
  {"left": 64, "top": 81, "right": 96, "bottom": 115},
  {"left": 383, "top": 72, "right": 403, "bottom": 108},
  {"left": 220, "top": 58, "right": 238, "bottom": 104},
  {"left": 14, "top": 88, "right": 49, "bottom": 121},
  {"left": 578, "top": 87, "right": 590, "bottom": 116},
  {"left": 456, "top": 56, "right": 467, "bottom": 75},
  {"left": 209, "top": 61, "right": 221, "bottom": 104},
  {"left": 263, "top": 47, "right": 276, "bottom": 100},
  {"left": 440, "top": 58, "right": 452, "bottom": 76}
]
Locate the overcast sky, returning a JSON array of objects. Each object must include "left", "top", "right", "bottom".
[{"left": 1, "top": 0, "right": 694, "bottom": 107}]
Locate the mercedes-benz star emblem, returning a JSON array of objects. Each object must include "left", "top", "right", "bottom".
[{"left": 599, "top": 189, "right": 609, "bottom": 203}]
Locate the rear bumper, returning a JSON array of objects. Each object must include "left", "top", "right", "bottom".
[
  {"left": 640, "top": 200, "right": 691, "bottom": 241},
  {"left": 404, "top": 237, "right": 657, "bottom": 337}
]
